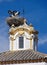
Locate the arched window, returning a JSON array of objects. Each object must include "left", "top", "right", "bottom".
[{"left": 19, "top": 36, "right": 24, "bottom": 48}]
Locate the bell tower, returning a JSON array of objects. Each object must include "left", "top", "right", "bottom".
[{"left": 6, "top": 10, "right": 38, "bottom": 51}]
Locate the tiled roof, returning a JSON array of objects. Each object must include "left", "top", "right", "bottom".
[{"left": 0, "top": 49, "right": 47, "bottom": 62}]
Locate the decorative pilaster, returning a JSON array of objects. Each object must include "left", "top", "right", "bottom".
[{"left": 31, "top": 34, "right": 35, "bottom": 50}]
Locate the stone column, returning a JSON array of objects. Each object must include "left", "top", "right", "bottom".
[{"left": 31, "top": 34, "right": 35, "bottom": 50}]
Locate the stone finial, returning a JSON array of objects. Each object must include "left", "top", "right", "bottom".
[{"left": 29, "top": 23, "right": 33, "bottom": 27}]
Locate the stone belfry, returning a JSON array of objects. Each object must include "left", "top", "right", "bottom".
[{"left": 6, "top": 10, "right": 38, "bottom": 51}]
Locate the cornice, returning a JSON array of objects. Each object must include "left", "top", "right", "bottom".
[{"left": 9, "top": 28, "right": 38, "bottom": 35}]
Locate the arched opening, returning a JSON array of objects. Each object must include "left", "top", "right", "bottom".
[{"left": 19, "top": 36, "right": 24, "bottom": 48}]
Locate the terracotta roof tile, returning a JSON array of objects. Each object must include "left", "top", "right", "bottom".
[{"left": 0, "top": 49, "right": 47, "bottom": 61}]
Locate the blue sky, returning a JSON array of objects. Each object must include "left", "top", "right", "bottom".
[{"left": 0, "top": 0, "right": 47, "bottom": 54}]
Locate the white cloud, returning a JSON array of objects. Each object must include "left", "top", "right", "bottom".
[
  {"left": 38, "top": 35, "right": 47, "bottom": 44},
  {"left": 0, "top": 16, "right": 9, "bottom": 52},
  {"left": 0, "top": 35, "right": 9, "bottom": 52}
]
